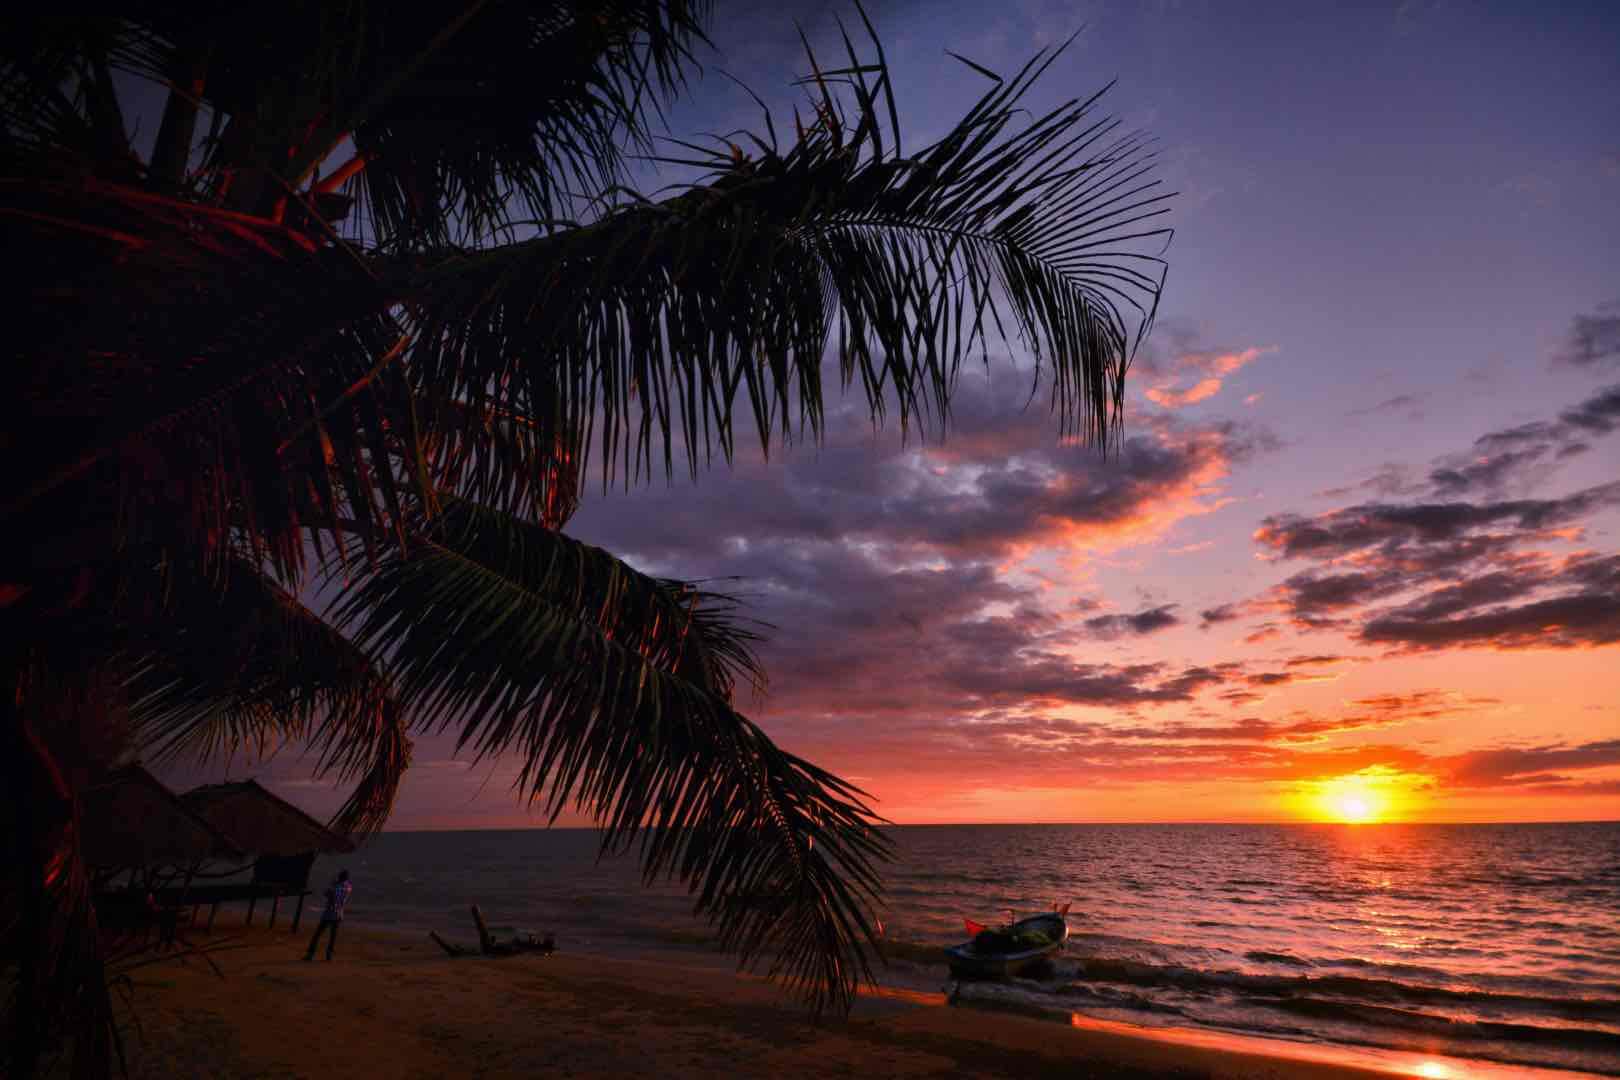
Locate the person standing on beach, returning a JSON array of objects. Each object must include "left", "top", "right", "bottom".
[{"left": 303, "top": 869, "right": 352, "bottom": 961}]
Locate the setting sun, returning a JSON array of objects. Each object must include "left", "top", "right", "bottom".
[
  {"left": 1334, "top": 792, "right": 1376, "bottom": 824},
  {"left": 1320, "top": 777, "right": 1386, "bottom": 824},
  {"left": 1295, "top": 768, "right": 1425, "bottom": 824}
]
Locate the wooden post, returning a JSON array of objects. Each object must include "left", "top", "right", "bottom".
[
  {"left": 470, "top": 905, "right": 492, "bottom": 954},
  {"left": 269, "top": 893, "right": 280, "bottom": 928},
  {"left": 207, "top": 902, "right": 219, "bottom": 931},
  {"left": 246, "top": 896, "right": 256, "bottom": 925},
  {"left": 291, "top": 892, "right": 307, "bottom": 933}
]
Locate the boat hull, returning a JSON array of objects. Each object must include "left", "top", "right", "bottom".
[{"left": 944, "top": 912, "right": 1068, "bottom": 978}]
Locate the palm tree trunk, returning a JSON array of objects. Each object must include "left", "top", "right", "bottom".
[{"left": 3, "top": 667, "right": 57, "bottom": 1077}]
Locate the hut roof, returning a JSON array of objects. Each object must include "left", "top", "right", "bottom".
[
  {"left": 80, "top": 764, "right": 244, "bottom": 868},
  {"left": 181, "top": 779, "right": 354, "bottom": 856}
]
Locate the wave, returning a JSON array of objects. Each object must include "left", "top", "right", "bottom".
[
  {"left": 1065, "top": 955, "right": 1620, "bottom": 1026},
  {"left": 1261, "top": 996, "right": 1620, "bottom": 1051},
  {"left": 1244, "top": 950, "right": 1312, "bottom": 967}
]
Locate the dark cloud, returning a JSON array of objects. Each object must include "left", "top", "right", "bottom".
[
  {"left": 549, "top": 370, "right": 1289, "bottom": 745},
  {"left": 1444, "top": 739, "right": 1620, "bottom": 787},
  {"left": 1413, "top": 383, "right": 1619, "bottom": 496},
  {"left": 1359, "top": 464, "right": 1425, "bottom": 497},
  {"left": 1552, "top": 302, "right": 1620, "bottom": 370},
  {"left": 1255, "top": 483, "right": 1620, "bottom": 560},
  {"left": 1274, "top": 568, "right": 1405, "bottom": 620},
  {"left": 1428, "top": 447, "right": 1550, "bottom": 495},
  {"left": 1240, "top": 377, "right": 1620, "bottom": 656},
  {"left": 1361, "top": 591, "right": 1620, "bottom": 651},
  {"left": 573, "top": 373, "right": 1264, "bottom": 571},
  {"left": 1199, "top": 603, "right": 1240, "bottom": 627},
  {"left": 1559, "top": 382, "right": 1620, "bottom": 436},
  {"left": 1376, "top": 570, "right": 1541, "bottom": 622},
  {"left": 1081, "top": 604, "right": 1182, "bottom": 639},
  {"left": 1472, "top": 420, "right": 1558, "bottom": 454}
]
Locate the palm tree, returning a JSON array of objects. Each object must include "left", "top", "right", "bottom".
[{"left": 1, "top": 3, "right": 1170, "bottom": 1073}]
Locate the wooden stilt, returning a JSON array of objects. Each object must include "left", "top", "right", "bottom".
[
  {"left": 246, "top": 896, "right": 257, "bottom": 925},
  {"left": 291, "top": 892, "right": 307, "bottom": 933},
  {"left": 269, "top": 893, "right": 280, "bottom": 928},
  {"left": 207, "top": 902, "right": 219, "bottom": 930},
  {"left": 470, "top": 905, "right": 492, "bottom": 954}
]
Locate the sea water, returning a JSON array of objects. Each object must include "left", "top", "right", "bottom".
[{"left": 321, "top": 822, "right": 1620, "bottom": 1076}]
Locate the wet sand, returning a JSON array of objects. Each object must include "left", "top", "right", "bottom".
[{"left": 116, "top": 923, "right": 1467, "bottom": 1079}]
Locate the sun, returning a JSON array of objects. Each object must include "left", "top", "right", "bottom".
[
  {"left": 1306, "top": 772, "right": 1398, "bottom": 824},
  {"left": 1332, "top": 792, "right": 1376, "bottom": 824}
]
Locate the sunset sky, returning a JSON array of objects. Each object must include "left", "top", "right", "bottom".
[{"left": 170, "top": 0, "right": 1619, "bottom": 828}]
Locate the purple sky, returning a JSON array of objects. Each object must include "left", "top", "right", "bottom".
[{"left": 162, "top": 1, "right": 1620, "bottom": 826}]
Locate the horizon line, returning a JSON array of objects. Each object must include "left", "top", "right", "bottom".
[{"left": 366, "top": 817, "right": 1620, "bottom": 833}]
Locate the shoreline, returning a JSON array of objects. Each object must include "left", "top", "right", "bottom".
[{"left": 111, "top": 920, "right": 1594, "bottom": 1079}]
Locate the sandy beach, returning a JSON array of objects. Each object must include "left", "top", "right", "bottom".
[{"left": 110, "top": 920, "right": 1454, "bottom": 1080}]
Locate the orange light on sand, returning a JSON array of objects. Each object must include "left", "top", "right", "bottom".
[{"left": 1412, "top": 1062, "right": 1453, "bottom": 1078}]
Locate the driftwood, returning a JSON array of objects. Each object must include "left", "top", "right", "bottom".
[
  {"left": 428, "top": 905, "right": 555, "bottom": 959},
  {"left": 482, "top": 933, "right": 555, "bottom": 958}
]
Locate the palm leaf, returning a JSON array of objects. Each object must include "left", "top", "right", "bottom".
[
  {"left": 122, "top": 555, "right": 410, "bottom": 837},
  {"left": 342, "top": 0, "right": 711, "bottom": 245},
  {"left": 4, "top": 5, "right": 1173, "bottom": 1049},
  {"left": 405, "top": 395, "right": 583, "bottom": 528},
  {"left": 1, "top": 661, "right": 119, "bottom": 1078},
  {"left": 1, "top": 172, "right": 411, "bottom": 582},
  {"left": 394, "top": 21, "right": 1170, "bottom": 489},
  {"left": 331, "top": 496, "right": 887, "bottom": 1011}
]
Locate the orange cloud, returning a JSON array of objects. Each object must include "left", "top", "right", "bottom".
[
  {"left": 1143, "top": 346, "right": 1276, "bottom": 409},
  {"left": 1147, "top": 377, "right": 1222, "bottom": 408}
]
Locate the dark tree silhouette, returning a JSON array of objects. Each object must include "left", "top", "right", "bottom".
[{"left": 0, "top": 4, "right": 1169, "bottom": 1072}]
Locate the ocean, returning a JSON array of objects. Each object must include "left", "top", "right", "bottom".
[{"left": 319, "top": 822, "right": 1620, "bottom": 1076}]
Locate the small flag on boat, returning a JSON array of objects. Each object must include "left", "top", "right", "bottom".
[{"left": 963, "top": 918, "right": 986, "bottom": 936}]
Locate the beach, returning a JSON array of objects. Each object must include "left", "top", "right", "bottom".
[
  {"left": 303, "top": 825, "right": 1620, "bottom": 1076},
  {"left": 118, "top": 923, "right": 1531, "bottom": 1080}
]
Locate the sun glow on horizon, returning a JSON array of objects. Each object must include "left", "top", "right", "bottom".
[{"left": 1294, "top": 767, "right": 1427, "bottom": 824}]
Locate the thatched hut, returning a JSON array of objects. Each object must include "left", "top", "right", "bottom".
[
  {"left": 180, "top": 779, "right": 354, "bottom": 930},
  {"left": 80, "top": 764, "right": 243, "bottom": 942},
  {"left": 79, "top": 763, "right": 242, "bottom": 873}
]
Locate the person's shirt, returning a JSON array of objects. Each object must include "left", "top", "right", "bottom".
[{"left": 322, "top": 879, "right": 353, "bottom": 922}]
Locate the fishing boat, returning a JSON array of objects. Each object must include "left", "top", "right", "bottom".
[{"left": 945, "top": 907, "right": 1069, "bottom": 978}]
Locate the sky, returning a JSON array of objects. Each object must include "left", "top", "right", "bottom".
[{"left": 168, "top": 0, "right": 1620, "bottom": 827}]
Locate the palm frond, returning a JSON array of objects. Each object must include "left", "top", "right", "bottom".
[
  {"left": 331, "top": 497, "right": 886, "bottom": 1011},
  {"left": 345, "top": 0, "right": 711, "bottom": 245},
  {"left": 2, "top": 662, "right": 118, "bottom": 1079},
  {"left": 407, "top": 395, "right": 583, "bottom": 528},
  {"left": 2, "top": 172, "right": 409, "bottom": 581},
  {"left": 0, "top": 16, "right": 141, "bottom": 174},
  {"left": 395, "top": 20, "right": 1170, "bottom": 489},
  {"left": 122, "top": 555, "right": 410, "bottom": 837}
]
